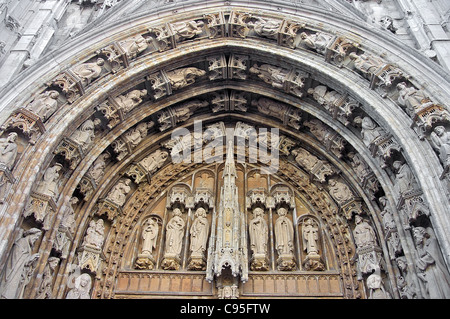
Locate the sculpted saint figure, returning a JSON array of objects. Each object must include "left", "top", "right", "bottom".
[
  {"left": 249, "top": 63, "right": 289, "bottom": 89},
  {"left": 166, "top": 67, "right": 206, "bottom": 90},
  {"left": 86, "top": 153, "right": 110, "bottom": 184},
  {"left": 71, "top": 118, "right": 101, "bottom": 151},
  {"left": 171, "top": 20, "right": 204, "bottom": 40},
  {"left": 393, "top": 161, "right": 419, "bottom": 197},
  {"left": 430, "top": 125, "right": 450, "bottom": 167},
  {"left": 139, "top": 149, "right": 168, "bottom": 174},
  {"left": 0, "top": 228, "right": 42, "bottom": 299},
  {"left": 302, "top": 218, "right": 320, "bottom": 256},
  {"left": 359, "top": 116, "right": 385, "bottom": 147},
  {"left": 141, "top": 217, "right": 159, "bottom": 256},
  {"left": 164, "top": 208, "right": 185, "bottom": 256},
  {"left": 300, "top": 32, "right": 331, "bottom": 54},
  {"left": 36, "top": 256, "right": 59, "bottom": 299},
  {"left": 113, "top": 89, "right": 147, "bottom": 114},
  {"left": 35, "top": 163, "right": 63, "bottom": 198},
  {"left": 249, "top": 207, "right": 268, "bottom": 256},
  {"left": 353, "top": 215, "right": 377, "bottom": 248},
  {"left": 82, "top": 219, "right": 105, "bottom": 249},
  {"left": 349, "top": 52, "right": 383, "bottom": 78},
  {"left": 328, "top": 178, "right": 354, "bottom": 205},
  {"left": 106, "top": 178, "right": 132, "bottom": 207},
  {"left": 0, "top": 132, "right": 18, "bottom": 170},
  {"left": 65, "top": 273, "right": 92, "bottom": 299},
  {"left": 190, "top": 207, "right": 209, "bottom": 256},
  {"left": 72, "top": 58, "right": 104, "bottom": 87},
  {"left": 413, "top": 227, "right": 450, "bottom": 299},
  {"left": 274, "top": 207, "right": 294, "bottom": 255},
  {"left": 26, "top": 90, "right": 60, "bottom": 121},
  {"left": 248, "top": 17, "right": 280, "bottom": 39},
  {"left": 366, "top": 273, "right": 391, "bottom": 299},
  {"left": 396, "top": 82, "right": 433, "bottom": 116}
]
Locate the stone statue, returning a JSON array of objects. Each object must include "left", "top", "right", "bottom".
[
  {"left": 396, "top": 256, "right": 418, "bottom": 299},
  {"left": 113, "top": 89, "right": 147, "bottom": 114},
  {"left": 299, "top": 32, "right": 331, "bottom": 55},
  {"left": 36, "top": 256, "right": 59, "bottom": 299},
  {"left": 349, "top": 52, "right": 383, "bottom": 78},
  {"left": 274, "top": 207, "right": 294, "bottom": 255},
  {"left": 190, "top": 207, "right": 209, "bottom": 256},
  {"left": 430, "top": 125, "right": 450, "bottom": 167},
  {"left": 413, "top": 226, "right": 450, "bottom": 299},
  {"left": 302, "top": 218, "right": 320, "bottom": 256},
  {"left": 0, "top": 132, "right": 18, "bottom": 170},
  {"left": 106, "top": 178, "right": 132, "bottom": 207},
  {"left": 82, "top": 219, "right": 105, "bottom": 249},
  {"left": 86, "top": 152, "right": 110, "bottom": 184},
  {"left": 353, "top": 215, "right": 377, "bottom": 248},
  {"left": 379, "top": 196, "right": 396, "bottom": 232},
  {"left": 248, "top": 17, "right": 280, "bottom": 39},
  {"left": 123, "top": 122, "right": 153, "bottom": 148},
  {"left": 249, "top": 63, "right": 289, "bottom": 89},
  {"left": 328, "top": 178, "right": 354, "bottom": 205},
  {"left": 396, "top": 82, "right": 433, "bottom": 116},
  {"left": 139, "top": 149, "right": 169, "bottom": 174},
  {"left": 72, "top": 58, "right": 105, "bottom": 87},
  {"left": 70, "top": 118, "right": 101, "bottom": 151},
  {"left": 366, "top": 272, "right": 391, "bottom": 299},
  {"left": 171, "top": 20, "right": 204, "bottom": 40},
  {"left": 26, "top": 90, "right": 60, "bottom": 121},
  {"left": 358, "top": 116, "right": 385, "bottom": 147},
  {"left": 119, "top": 35, "right": 149, "bottom": 59},
  {"left": 35, "top": 163, "right": 63, "bottom": 198},
  {"left": 249, "top": 207, "right": 268, "bottom": 256},
  {"left": 166, "top": 67, "right": 206, "bottom": 90},
  {"left": 65, "top": 273, "right": 92, "bottom": 299},
  {"left": 164, "top": 208, "right": 185, "bottom": 256},
  {"left": 140, "top": 217, "right": 159, "bottom": 256},
  {"left": 53, "top": 197, "right": 78, "bottom": 259},
  {"left": 0, "top": 228, "right": 42, "bottom": 299},
  {"left": 393, "top": 161, "right": 419, "bottom": 197}
]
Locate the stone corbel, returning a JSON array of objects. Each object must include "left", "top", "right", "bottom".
[
  {"left": 77, "top": 244, "right": 105, "bottom": 275},
  {"left": 167, "top": 186, "right": 191, "bottom": 209},
  {"left": 411, "top": 103, "right": 450, "bottom": 140},
  {"left": 146, "top": 70, "right": 171, "bottom": 100},
  {"left": 341, "top": 198, "right": 364, "bottom": 220},
  {"left": 194, "top": 188, "right": 214, "bottom": 209},
  {"left": 77, "top": 175, "right": 96, "bottom": 201},
  {"left": 94, "top": 198, "right": 123, "bottom": 221},
  {"left": 246, "top": 188, "right": 267, "bottom": 209},
  {"left": 369, "top": 133, "right": 402, "bottom": 168},
  {"left": 278, "top": 20, "right": 305, "bottom": 49},
  {"left": 96, "top": 43, "right": 128, "bottom": 73},
  {"left": 48, "top": 71, "right": 84, "bottom": 104},
  {"left": 0, "top": 108, "right": 46, "bottom": 145},
  {"left": 207, "top": 54, "right": 227, "bottom": 80},
  {"left": 325, "top": 36, "right": 359, "bottom": 67},
  {"left": 228, "top": 54, "right": 248, "bottom": 80},
  {"left": 53, "top": 137, "right": 85, "bottom": 170},
  {"left": 396, "top": 190, "right": 430, "bottom": 229},
  {"left": 23, "top": 191, "right": 57, "bottom": 230},
  {"left": 204, "top": 12, "right": 226, "bottom": 38},
  {"left": 96, "top": 98, "right": 123, "bottom": 129}
]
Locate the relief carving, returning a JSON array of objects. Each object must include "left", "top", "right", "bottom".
[{"left": 25, "top": 90, "right": 60, "bottom": 122}]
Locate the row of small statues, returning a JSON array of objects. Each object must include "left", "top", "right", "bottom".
[{"left": 132, "top": 206, "right": 325, "bottom": 271}]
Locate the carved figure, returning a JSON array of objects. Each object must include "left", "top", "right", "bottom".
[
  {"left": 299, "top": 32, "right": 331, "bottom": 54},
  {"left": 139, "top": 149, "right": 168, "bottom": 174},
  {"left": 0, "top": 132, "right": 18, "bottom": 170},
  {"left": 359, "top": 116, "right": 385, "bottom": 147},
  {"left": 171, "top": 20, "right": 204, "bottom": 40},
  {"left": 430, "top": 126, "right": 450, "bottom": 167},
  {"left": 353, "top": 215, "right": 377, "bottom": 248},
  {"left": 140, "top": 217, "right": 159, "bottom": 256},
  {"left": 36, "top": 257, "right": 59, "bottom": 299},
  {"left": 393, "top": 161, "right": 419, "bottom": 197},
  {"left": 190, "top": 207, "right": 209, "bottom": 255},
  {"left": 413, "top": 227, "right": 450, "bottom": 299},
  {"left": 86, "top": 153, "right": 110, "bottom": 184},
  {"left": 302, "top": 218, "right": 320, "bottom": 256},
  {"left": 164, "top": 208, "right": 185, "bottom": 256},
  {"left": 0, "top": 228, "right": 42, "bottom": 299},
  {"left": 82, "top": 219, "right": 105, "bottom": 249},
  {"left": 106, "top": 178, "right": 132, "bottom": 207},
  {"left": 123, "top": 122, "right": 153, "bottom": 148},
  {"left": 120, "top": 35, "right": 149, "bottom": 59},
  {"left": 70, "top": 118, "right": 101, "bottom": 151},
  {"left": 349, "top": 52, "right": 383, "bottom": 77},
  {"left": 274, "top": 207, "right": 294, "bottom": 255},
  {"left": 72, "top": 58, "right": 104, "bottom": 87},
  {"left": 366, "top": 272, "right": 391, "bottom": 299},
  {"left": 249, "top": 63, "right": 289, "bottom": 89},
  {"left": 166, "top": 67, "right": 206, "bottom": 90},
  {"left": 65, "top": 273, "right": 92, "bottom": 299},
  {"left": 396, "top": 82, "right": 433, "bottom": 116},
  {"left": 328, "top": 178, "right": 354, "bottom": 205},
  {"left": 248, "top": 17, "right": 280, "bottom": 39},
  {"left": 26, "top": 90, "right": 60, "bottom": 121},
  {"left": 249, "top": 207, "right": 268, "bottom": 255},
  {"left": 113, "top": 89, "right": 147, "bottom": 113},
  {"left": 35, "top": 163, "right": 63, "bottom": 198}
]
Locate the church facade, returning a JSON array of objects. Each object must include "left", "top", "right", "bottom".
[{"left": 0, "top": 0, "right": 449, "bottom": 299}]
